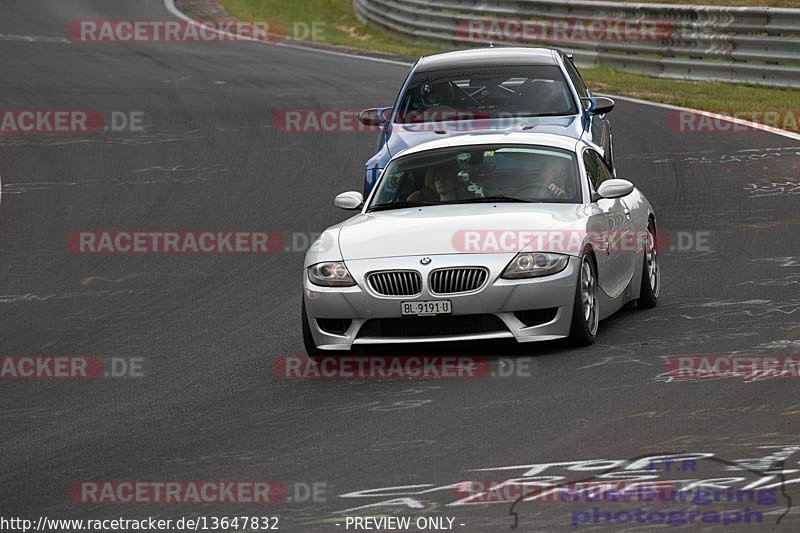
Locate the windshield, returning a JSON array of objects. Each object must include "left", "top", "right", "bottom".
[
  {"left": 368, "top": 144, "right": 581, "bottom": 210},
  {"left": 395, "top": 65, "right": 577, "bottom": 123}
]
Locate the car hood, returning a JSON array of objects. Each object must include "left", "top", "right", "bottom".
[
  {"left": 385, "top": 115, "right": 583, "bottom": 158},
  {"left": 338, "top": 203, "right": 589, "bottom": 260}
]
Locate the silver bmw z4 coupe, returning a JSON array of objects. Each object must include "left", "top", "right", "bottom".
[{"left": 302, "top": 132, "right": 659, "bottom": 355}]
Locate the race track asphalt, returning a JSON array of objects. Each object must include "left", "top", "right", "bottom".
[{"left": 1, "top": 1, "right": 799, "bottom": 531}]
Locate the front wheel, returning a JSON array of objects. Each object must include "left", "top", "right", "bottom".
[
  {"left": 569, "top": 252, "right": 599, "bottom": 346},
  {"left": 637, "top": 220, "right": 660, "bottom": 309}
]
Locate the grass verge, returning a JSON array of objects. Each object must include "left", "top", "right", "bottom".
[{"left": 220, "top": 0, "right": 799, "bottom": 124}]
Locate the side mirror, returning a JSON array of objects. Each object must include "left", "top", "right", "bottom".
[
  {"left": 596, "top": 179, "right": 634, "bottom": 199},
  {"left": 358, "top": 108, "right": 391, "bottom": 126},
  {"left": 334, "top": 191, "right": 364, "bottom": 210},
  {"left": 581, "top": 97, "right": 615, "bottom": 116}
]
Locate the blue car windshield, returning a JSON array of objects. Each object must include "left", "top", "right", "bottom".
[
  {"left": 395, "top": 65, "right": 577, "bottom": 123},
  {"left": 368, "top": 144, "right": 581, "bottom": 210}
]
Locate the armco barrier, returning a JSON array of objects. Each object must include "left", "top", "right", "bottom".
[{"left": 354, "top": 0, "right": 800, "bottom": 88}]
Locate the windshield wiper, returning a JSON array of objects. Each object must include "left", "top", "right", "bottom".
[
  {"left": 367, "top": 201, "right": 439, "bottom": 212},
  {"left": 451, "top": 195, "right": 538, "bottom": 204}
]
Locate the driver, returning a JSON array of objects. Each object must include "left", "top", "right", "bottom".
[
  {"left": 407, "top": 162, "right": 470, "bottom": 202},
  {"left": 421, "top": 81, "right": 455, "bottom": 108},
  {"left": 433, "top": 164, "right": 471, "bottom": 201}
]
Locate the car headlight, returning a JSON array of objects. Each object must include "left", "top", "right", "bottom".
[
  {"left": 307, "top": 261, "right": 356, "bottom": 287},
  {"left": 501, "top": 253, "right": 570, "bottom": 279}
]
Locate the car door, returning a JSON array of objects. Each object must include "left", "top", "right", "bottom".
[{"left": 583, "top": 148, "right": 636, "bottom": 298}]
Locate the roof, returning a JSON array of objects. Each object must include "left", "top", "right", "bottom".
[
  {"left": 415, "top": 47, "right": 558, "bottom": 72},
  {"left": 394, "top": 132, "right": 581, "bottom": 158}
]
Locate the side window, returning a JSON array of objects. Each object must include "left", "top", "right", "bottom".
[
  {"left": 562, "top": 55, "right": 589, "bottom": 98},
  {"left": 583, "top": 149, "right": 613, "bottom": 191}
]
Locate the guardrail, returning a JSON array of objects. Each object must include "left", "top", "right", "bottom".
[{"left": 354, "top": 0, "right": 800, "bottom": 88}]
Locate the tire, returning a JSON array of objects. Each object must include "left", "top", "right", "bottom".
[
  {"left": 637, "top": 220, "right": 660, "bottom": 309},
  {"left": 569, "top": 252, "right": 599, "bottom": 346}
]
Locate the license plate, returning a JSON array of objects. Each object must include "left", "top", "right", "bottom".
[{"left": 401, "top": 300, "right": 452, "bottom": 316}]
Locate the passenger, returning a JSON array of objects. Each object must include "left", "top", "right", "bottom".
[{"left": 542, "top": 157, "right": 577, "bottom": 200}]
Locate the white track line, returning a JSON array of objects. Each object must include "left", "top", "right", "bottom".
[
  {"left": 163, "top": 0, "right": 800, "bottom": 142},
  {"left": 0, "top": 33, "right": 70, "bottom": 43},
  {"left": 610, "top": 94, "right": 800, "bottom": 142}
]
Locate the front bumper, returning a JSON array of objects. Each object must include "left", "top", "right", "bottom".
[{"left": 304, "top": 254, "right": 579, "bottom": 350}]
